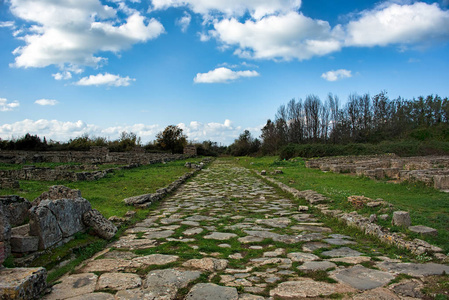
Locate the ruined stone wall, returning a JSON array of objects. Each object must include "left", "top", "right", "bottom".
[
  {"left": 0, "top": 148, "right": 189, "bottom": 165},
  {"left": 305, "top": 155, "right": 449, "bottom": 190}
]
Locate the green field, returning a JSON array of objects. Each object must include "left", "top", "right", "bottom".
[{"left": 237, "top": 156, "right": 449, "bottom": 254}]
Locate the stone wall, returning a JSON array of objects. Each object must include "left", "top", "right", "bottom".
[
  {"left": 0, "top": 148, "right": 190, "bottom": 165},
  {"left": 305, "top": 155, "right": 449, "bottom": 190}
]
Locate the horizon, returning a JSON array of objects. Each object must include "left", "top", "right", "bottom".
[{"left": 1, "top": 0, "right": 449, "bottom": 145}]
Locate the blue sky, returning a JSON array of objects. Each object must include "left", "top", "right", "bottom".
[{"left": 1, "top": 0, "right": 449, "bottom": 145}]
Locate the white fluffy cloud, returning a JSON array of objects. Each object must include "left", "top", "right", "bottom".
[
  {"left": 151, "top": 0, "right": 302, "bottom": 19},
  {"left": 194, "top": 67, "right": 259, "bottom": 83},
  {"left": 176, "top": 12, "right": 192, "bottom": 32},
  {"left": 35, "top": 99, "right": 59, "bottom": 106},
  {"left": 0, "top": 98, "right": 20, "bottom": 112},
  {"left": 9, "top": 0, "right": 164, "bottom": 69},
  {"left": 346, "top": 2, "right": 449, "bottom": 47},
  {"left": 0, "top": 119, "right": 250, "bottom": 144},
  {"left": 75, "top": 73, "right": 136, "bottom": 87},
  {"left": 321, "top": 69, "right": 352, "bottom": 82},
  {"left": 52, "top": 72, "right": 72, "bottom": 80},
  {"left": 212, "top": 12, "right": 343, "bottom": 61}
]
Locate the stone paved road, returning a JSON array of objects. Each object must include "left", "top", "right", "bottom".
[{"left": 44, "top": 160, "right": 449, "bottom": 299}]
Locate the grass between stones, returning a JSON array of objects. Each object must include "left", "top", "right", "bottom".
[{"left": 236, "top": 156, "right": 449, "bottom": 255}]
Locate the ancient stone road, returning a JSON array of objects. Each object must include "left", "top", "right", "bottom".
[{"left": 44, "top": 160, "right": 449, "bottom": 299}]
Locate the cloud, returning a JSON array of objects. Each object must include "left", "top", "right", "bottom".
[
  {"left": 0, "top": 119, "right": 250, "bottom": 145},
  {"left": 0, "top": 98, "right": 20, "bottom": 112},
  {"left": 176, "top": 12, "right": 192, "bottom": 32},
  {"left": 0, "top": 21, "right": 15, "bottom": 28},
  {"left": 75, "top": 73, "right": 136, "bottom": 87},
  {"left": 194, "top": 67, "right": 259, "bottom": 83},
  {"left": 151, "top": 0, "right": 302, "bottom": 20},
  {"left": 321, "top": 69, "right": 352, "bottom": 82},
  {"left": 8, "top": 0, "right": 164, "bottom": 69},
  {"left": 52, "top": 71, "right": 72, "bottom": 80},
  {"left": 212, "top": 12, "right": 343, "bottom": 61},
  {"left": 35, "top": 99, "right": 59, "bottom": 106},
  {"left": 345, "top": 2, "right": 449, "bottom": 47}
]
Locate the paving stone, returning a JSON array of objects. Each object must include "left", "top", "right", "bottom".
[
  {"left": 287, "top": 252, "right": 320, "bottom": 262},
  {"left": 302, "top": 241, "right": 329, "bottom": 252},
  {"left": 185, "top": 283, "right": 238, "bottom": 300},
  {"left": 321, "top": 247, "right": 362, "bottom": 257},
  {"left": 298, "top": 261, "right": 337, "bottom": 271},
  {"left": 255, "top": 217, "right": 291, "bottom": 228},
  {"left": 144, "top": 269, "right": 202, "bottom": 290},
  {"left": 204, "top": 232, "right": 238, "bottom": 240},
  {"left": 328, "top": 256, "right": 371, "bottom": 264},
  {"left": 182, "top": 258, "right": 228, "bottom": 271},
  {"left": 183, "top": 227, "right": 203, "bottom": 236},
  {"left": 333, "top": 265, "right": 395, "bottom": 290},
  {"left": 45, "top": 273, "right": 97, "bottom": 300},
  {"left": 269, "top": 278, "right": 354, "bottom": 298},
  {"left": 0, "top": 267, "right": 47, "bottom": 300},
  {"left": 115, "top": 286, "right": 177, "bottom": 300},
  {"left": 144, "top": 230, "right": 175, "bottom": 239},
  {"left": 69, "top": 292, "right": 115, "bottom": 300},
  {"left": 351, "top": 287, "right": 400, "bottom": 299},
  {"left": 323, "top": 238, "right": 357, "bottom": 245},
  {"left": 376, "top": 261, "right": 449, "bottom": 276},
  {"left": 238, "top": 236, "right": 264, "bottom": 243},
  {"left": 96, "top": 272, "right": 141, "bottom": 290}
]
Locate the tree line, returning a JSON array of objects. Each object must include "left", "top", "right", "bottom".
[{"left": 227, "top": 92, "right": 449, "bottom": 157}]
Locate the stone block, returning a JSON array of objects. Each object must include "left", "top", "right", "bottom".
[
  {"left": 0, "top": 267, "right": 47, "bottom": 300},
  {"left": 29, "top": 203, "right": 62, "bottom": 250},
  {"left": 392, "top": 211, "right": 411, "bottom": 227},
  {"left": 0, "top": 195, "right": 31, "bottom": 227},
  {"left": 0, "top": 242, "right": 5, "bottom": 265},
  {"left": 0, "top": 205, "right": 11, "bottom": 255},
  {"left": 409, "top": 225, "right": 438, "bottom": 237},
  {"left": 50, "top": 198, "right": 91, "bottom": 237},
  {"left": 33, "top": 185, "right": 82, "bottom": 205},
  {"left": 10, "top": 236, "right": 39, "bottom": 253},
  {"left": 83, "top": 209, "right": 117, "bottom": 240},
  {"left": 433, "top": 175, "right": 449, "bottom": 190},
  {"left": 11, "top": 224, "right": 30, "bottom": 236}
]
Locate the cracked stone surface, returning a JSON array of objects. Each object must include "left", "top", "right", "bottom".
[{"left": 43, "top": 159, "right": 449, "bottom": 299}]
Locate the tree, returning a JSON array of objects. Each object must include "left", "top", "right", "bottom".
[{"left": 156, "top": 125, "right": 187, "bottom": 154}]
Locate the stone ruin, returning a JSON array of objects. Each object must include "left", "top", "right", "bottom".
[
  {"left": 306, "top": 154, "right": 449, "bottom": 190},
  {"left": 0, "top": 186, "right": 117, "bottom": 259}
]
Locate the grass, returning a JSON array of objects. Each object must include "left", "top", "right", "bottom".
[
  {"left": 0, "top": 157, "right": 202, "bottom": 218},
  {"left": 237, "top": 156, "right": 449, "bottom": 254}
]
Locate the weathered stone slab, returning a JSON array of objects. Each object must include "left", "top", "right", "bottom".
[
  {"left": 10, "top": 235, "right": 39, "bottom": 253},
  {"left": 185, "top": 283, "right": 238, "bottom": 300},
  {"left": 287, "top": 252, "right": 319, "bottom": 262},
  {"left": 269, "top": 278, "right": 353, "bottom": 298},
  {"left": 255, "top": 217, "right": 291, "bottom": 228},
  {"left": 183, "top": 227, "right": 203, "bottom": 236},
  {"left": 183, "top": 258, "right": 228, "bottom": 271},
  {"left": 408, "top": 225, "right": 438, "bottom": 236},
  {"left": 333, "top": 265, "right": 394, "bottom": 290},
  {"left": 204, "top": 232, "right": 238, "bottom": 240},
  {"left": 144, "top": 269, "right": 201, "bottom": 290},
  {"left": 145, "top": 230, "right": 174, "bottom": 239},
  {"left": 298, "top": 261, "right": 337, "bottom": 271},
  {"left": 115, "top": 286, "right": 177, "bottom": 300},
  {"left": 44, "top": 273, "right": 96, "bottom": 300},
  {"left": 302, "top": 242, "right": 329, "bottom": 252},
  {"left": 0, "top": 267, "right": 47, "bottom": 300},
  {"left": 68, "top": 292, "right": 115, "bottom": 300},
  {"left": 83, "top": 209, "right": 117, "bottom": 240},
  {"left": 323, "top": 238, "right": 356, "bottom": 245},
  {"left": 376, "top": 261, "right": 449, "bottom": 276},
  {"left": 29, "top": 203, "right": 62, "bottom": 250},
  {"left": 352, "top": 287, "right": 400, "bottom": 299},
  {"left": 0, "top": 195, "right": 31, "bottom": 227},
  {"left": 321, "top": 247, "right": 362, "bottom": 258},
  {"left": 328, "top": 256, "right": 371, "bottom": 264},
  {"left": 96, "top": 272, "right": 141, "bottom": 291}
]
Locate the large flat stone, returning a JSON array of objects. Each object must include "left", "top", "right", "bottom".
[
  {"left": 204, "top": 232, "right": 238, "bottom": 240},
  {"left": 0, "top": 267, "right": 47, "bottom": 300},
  {"left": 333, "top": 265, "right": 395, "bottom": 290},
  {"left": 182, "top": 258, "right": 228, "bottom": 271},
  {"left": 115, "top": 286, "right": 178, "bottom": 300},
  {"left": 10, "top": 235, "right": 39, "bottom": 253},
  {"left": 185, "top": 283, "right": 238, "bottom": 300},
  {"left": 96, "top": 272, "right": 141, "bottom": 291},
  {"left": 298, "top": 261, "right": 337, "bottom": 271},
  {"left": 376, "top": 261, "right": 449, "bottom": 276},
  {"left": 269, "top": 278, "right": 353, "bottom": 298},
  {"left": 45, "top": 273, "right": 97, "bottom": 300},
  {"left": 321, "top": 247, "right": 362, "bottom": 257},
  {"left": 408, "top": 225, "right": 438, "bottom": 236},
  {"left": 144, "top": 268, "right": 202, "bottom": 290}
]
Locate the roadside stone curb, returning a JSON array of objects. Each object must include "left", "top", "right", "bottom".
[
  {"left": 255, "top": 171, "right": 446, "bottom": 260},
  {"left": 124, "top": 157, "right": 213, "bottom": 207}
]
